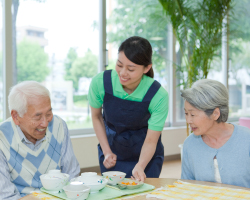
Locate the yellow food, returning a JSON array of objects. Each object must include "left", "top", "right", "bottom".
[{"left": 121, "top": 181, "right": 138, "bottom": 185}]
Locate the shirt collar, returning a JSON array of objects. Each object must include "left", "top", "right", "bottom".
[
  {"left": 113, "top": 71, "right": 147, "bottom": 100},
  {"left": 17, "top": 125, "right": 46, "bottom": 145}
]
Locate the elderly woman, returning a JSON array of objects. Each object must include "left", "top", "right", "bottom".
[{"left": 181, "top": 79, "right": 250, "bottom": 188}]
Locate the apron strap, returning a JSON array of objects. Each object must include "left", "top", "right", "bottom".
[
  {"left": 103, "top": 70, "right": 113, "bottom": 95},
  {"left": 142, "top": 80, "right": 161, "bottom": 102}
]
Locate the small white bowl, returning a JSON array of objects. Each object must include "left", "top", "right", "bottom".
[
  {"left": 63, "top": 182, "right": 90, "bottom": 200},
  {"left": 85, "top": 178, "right": 108, "bottom": 193},
  {"left": 48, "top": 169, "right": 61, "bottom": 174},
  {"left": 40, "top": 170, "right": 69, "bottom": 193},
  {"left": 70, "top": 177, "right": 108, "bottom": 193},
  {"left": 102, "top": 171, "right": 126, "bottom": 185},
  {"left": 81, "top": 172, "right": 97, "bottom": 177},
  {"left": 71, "top": 174, "right": 103, "bottom": 184}
]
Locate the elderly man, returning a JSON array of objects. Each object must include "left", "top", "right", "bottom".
[{"left": 0, "top": 81, "right": 80, "bottom": 199}]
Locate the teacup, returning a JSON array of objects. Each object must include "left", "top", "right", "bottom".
[
  {"left": 40, "top": 170, "right": 69, "bottom": 193},
  {"left": 70, "top": 176, "right": 108, "bottom": 193},
  {"left": 102, "top": 171, "right": 126, "bottom": 185},
  {"left": 72, "top": 172, "right": 102, "bottom": 184},
  {"left": 81, "top": 172, "right": 97, "bottom": 177},
  {"left": 63, "top": 182, "right": 90, "bottom": 199}
]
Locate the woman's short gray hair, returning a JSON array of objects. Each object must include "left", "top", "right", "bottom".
[
  {"left": 181, "top": 79, "right": 229, "bottom": 123},
  {"left": 8, "top": 81, "right": 50, "bottom": 117}
]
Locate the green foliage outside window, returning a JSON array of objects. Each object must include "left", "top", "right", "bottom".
[
  {"left": 64, "top": 48, "right": 98, "bottom": 91},
  {"left": 107, "top": 0, "right": 170, "bottom": 75},
  {"left": 159, "top": 0, "right": 232, "bottom": 89},
  {"left": 64, "top": 47, "right": 78, "bottom": 82},
  {"left": 17, "top": 40, "right": 49, "bottom": 82},
  {"left": 229, "top": 0, "right": 250, "bottom": 83}
]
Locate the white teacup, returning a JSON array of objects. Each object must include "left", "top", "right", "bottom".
[
  {"left": 40, "top": 170, "right": 69, "bottom": 193},
  {"left": 70, "top": 176, "right": 108, "bottom": 193},
  {"left": 81, "top": 172, "right": 97, "bottom": 177},
  {"left": 63, "top": 182, "right": 90, "bottom": 199},
  {"left": 48, "top": 169, "right": 61, "bottom": 174},
  {"left": 102, "top": 171, "right": 126, "bottom": 185}
]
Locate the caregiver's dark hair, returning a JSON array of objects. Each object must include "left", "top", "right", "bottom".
[{"left": 118, "top": 36, "right": 154, "bottom": 78}]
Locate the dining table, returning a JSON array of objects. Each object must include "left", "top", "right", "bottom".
[{"left": 20, "top": 178, "right": 250, "bottom": 200}]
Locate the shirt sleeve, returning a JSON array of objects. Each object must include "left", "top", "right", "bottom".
[
  {"left": 88, "top": 72, "right": 104, "bottom": 108},
  {"left": 60, "top": 120, "right": 80, "bottom": 180},
  {"left": 148, "top": 87, "right": 169, "bottom": 131},
  {"left": 181, "top": 142, "right": 195, "bottom": 180},
  {"left": 0, "top": 149, "right": 21, "bottom": 200}
]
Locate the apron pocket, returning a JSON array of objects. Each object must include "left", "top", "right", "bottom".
[{"left": 112, "top": 130, "right": 146, "bottom": 160}]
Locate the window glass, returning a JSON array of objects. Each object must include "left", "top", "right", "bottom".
[
  {"left": 228, "top": 0, "right": 250, "bottom": 118},
  {"left": 175, "top": 40, "right": 185, "bottom": 123},
  {"left": 173, "top": 6, "right": 228, "bottom": 125},
  {"left": 0, "top": 0, "right": 3, "bottom": 122},
  {"left": 106, "top": 0, "right": 170, "bottom": 125},
  {"left": 175, "top": 1, "right": 250, "bottom": 123},
  {"left": 175, "top": 50, "right": 223, "bottom": 124},
  {"left": 15, "top": 0, "right": 99, "bottom": 129}
]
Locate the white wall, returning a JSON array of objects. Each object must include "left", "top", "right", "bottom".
[{"left": 71, "top": 127, "right": 187, "bottom": 169}]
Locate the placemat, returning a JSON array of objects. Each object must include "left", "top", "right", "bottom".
[
  {"left": 146, "top": 180, "right": 250, "bottom": 199},
  {"left": 38, "top": 181, "right": 155, "bottom": 200}
]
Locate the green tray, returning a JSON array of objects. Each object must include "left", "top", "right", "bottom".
[{"left": 40, "top": 181, "right": 155, "bottom": 200}]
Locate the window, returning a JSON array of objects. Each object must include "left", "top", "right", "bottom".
[
  {"left": 106, "top": 0, "right": 170, "bottom": 125},
  {"left": 1, "top": 1, "right": 247, "bottom": 135},
  {"left": 227, "top": 0, "right": 250, "bottom": 119},
  {"left": 14, "top": 0, "right": 100, "bottom": 129},
  {"left": 0, "top": 0, "right": 3, "bottom": 122}
]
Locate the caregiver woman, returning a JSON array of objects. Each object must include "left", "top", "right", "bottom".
[{"left": 88, "top": 36, "right": 168, "bottom": 181}]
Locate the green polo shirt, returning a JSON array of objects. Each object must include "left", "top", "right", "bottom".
[{"left": 88, "top": 70, "right": 169, "bottom": 131}]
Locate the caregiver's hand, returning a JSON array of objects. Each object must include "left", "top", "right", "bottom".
[
  {"left": 132, "top": 163, "right": 146, "bottom": 182},
  {"left": 103, "top": 152, "right": 117, "bottom": 169}
]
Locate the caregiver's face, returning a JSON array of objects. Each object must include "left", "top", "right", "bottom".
[{"left": 115, "top": 51, "right": 151, "bottom": 90}]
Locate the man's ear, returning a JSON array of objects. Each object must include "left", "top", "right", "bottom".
[{"left": 11, "top": 110, "right": 20, "bottom": 125}]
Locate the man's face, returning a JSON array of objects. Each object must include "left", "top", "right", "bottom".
[{"left": 13, "top": 96, "right": 53, "bottom": 144}]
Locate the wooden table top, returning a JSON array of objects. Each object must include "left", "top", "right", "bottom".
[{"left": 20, "top": 178, "right": 250, "bottom": 200}]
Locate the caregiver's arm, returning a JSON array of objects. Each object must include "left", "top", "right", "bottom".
[
  {"left": 132, "top": 129, "right": 161, "bottom": 182},
  {"left": 90, "top": 106, "right": 117, "bottom": 169}
]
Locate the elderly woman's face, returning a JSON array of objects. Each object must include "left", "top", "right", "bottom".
[
  {"left": 17, "top": 96, "right": 53, "bottom": 144},
  {"left": 184, "top": 101, "right": 215, "bottom": 136}
]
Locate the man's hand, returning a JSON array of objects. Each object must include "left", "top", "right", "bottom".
[
  {"left": 103, "top": 152, "right": 117, "bottom": 169},
  {"left": 131, "top": 163, "right": 146, "bottom": 182}
]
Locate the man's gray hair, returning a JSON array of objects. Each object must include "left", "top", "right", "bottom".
[
  {"left": 181, "top": 79, "right": 229, "bottom": 123},
  {"left": 8, "top": 81, "right": 50, "bottom": 117}
]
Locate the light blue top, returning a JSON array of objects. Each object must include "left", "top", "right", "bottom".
[
  {"left": 0, "top": 118, "right": 80, "bottom": 200},
  {"left": 181, "top": 124, "right": 250, "bottom": 188}
]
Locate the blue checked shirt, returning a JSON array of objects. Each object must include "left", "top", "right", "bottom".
[{"left": 0, "top": 120, "right": 80, "bottom": 200}]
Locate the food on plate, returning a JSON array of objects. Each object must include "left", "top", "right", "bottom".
[
  {"left": 117, "top": 180, "right": 144, "bottom": 189},
  {"left": 121, "top": 181, "right": 138, "bottom": 185}
]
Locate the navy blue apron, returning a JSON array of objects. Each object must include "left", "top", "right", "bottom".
[{"left": 98, "top": 70, "right": 164, "bottom": 178}]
